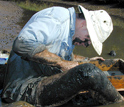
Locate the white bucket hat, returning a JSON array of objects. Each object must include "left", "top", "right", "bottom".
[{"left": 78, "top": 5, "right": 113, "bottom": 55}]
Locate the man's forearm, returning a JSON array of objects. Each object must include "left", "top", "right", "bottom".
[
  {"left": 32, "top": 50, "right": 62, "bottom": 65},
  {"left": 31, "top": 50, "right": 78, "bottom": 71}
]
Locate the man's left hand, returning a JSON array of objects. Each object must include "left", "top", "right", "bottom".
[{"left": 90, "top": 57, "right": 105, "bottom": 61}]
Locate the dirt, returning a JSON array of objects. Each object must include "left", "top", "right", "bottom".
[{"left": 0, "top": 0, "right": 23, "bottom": 52}]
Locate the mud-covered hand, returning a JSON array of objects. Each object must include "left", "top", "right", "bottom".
[{"left": 90, "top": 57, "right": 105, "bottom": 61}]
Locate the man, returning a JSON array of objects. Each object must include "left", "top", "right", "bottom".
[{"left": 2, "top": 5, "right": 124, "bottom": 106}]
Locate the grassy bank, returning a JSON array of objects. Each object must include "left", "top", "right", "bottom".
[
  {"left": 16, "top": 0, "right": 124, "bottom": 28},
  {"left": 17, "top": 0, "right": 53, "bottom": 11}
]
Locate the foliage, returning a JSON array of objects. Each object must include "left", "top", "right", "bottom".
[
  {"left": 16, "top": 0, "right": 53, "bottom": 11},
  {"left": 4, "top": 0, "right": 124, "bottom": 5}
]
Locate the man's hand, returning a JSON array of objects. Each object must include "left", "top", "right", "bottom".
[{"left": 90, "top": 57, "right": 105, "bottom": 61}]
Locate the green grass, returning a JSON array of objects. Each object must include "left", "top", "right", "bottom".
[{"left": 17, "top": 0, "right": 53, "bottom": 12}]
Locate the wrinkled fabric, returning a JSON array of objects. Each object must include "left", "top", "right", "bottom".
[
  {"left": 2, "top": 6, "right": 76, "bottom": 104},
  {"left": 13, "top": 6, "right": 75, "bottom": 61}
]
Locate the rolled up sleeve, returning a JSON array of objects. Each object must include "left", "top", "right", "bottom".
[{"left": 12, "top": 36, "right": 46, "bottom": 58}]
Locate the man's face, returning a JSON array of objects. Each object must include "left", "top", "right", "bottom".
[{"left": 73, "top": 20, "right": 91, "bottom": 47}]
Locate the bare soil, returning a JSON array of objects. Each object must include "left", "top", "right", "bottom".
[{"left": 0, "top": 0, "right": 23, "bottom": 52}]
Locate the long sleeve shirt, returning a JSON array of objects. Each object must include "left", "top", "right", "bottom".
[
  {"left": 2, "top": 6, "right": 76, "bottom": 102},
  {"left": 13, "top": 6, "right": 76, "bottom": 61}
]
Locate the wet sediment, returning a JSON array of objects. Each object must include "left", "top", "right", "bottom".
[{"left": 0, "top": 0, "right": 23, "bottom": 52}]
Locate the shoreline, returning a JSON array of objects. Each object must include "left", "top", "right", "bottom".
[{"left": 41, "top": 0, "right": 124, "bottom": 18}]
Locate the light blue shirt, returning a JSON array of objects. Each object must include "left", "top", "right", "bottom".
[
  {"left": 2, "top": 6, "right": 76, "bottom": 100},
  {"left": 13, "top": 6, "right": 76, "bottom": 61}
]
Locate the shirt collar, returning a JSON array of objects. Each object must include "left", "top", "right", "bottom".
[{"left": 68, "top": 7, "right": 76, "bottom": 38}]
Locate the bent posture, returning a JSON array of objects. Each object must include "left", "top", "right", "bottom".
[{"left": 2, "top": 5, "right": 123, "bottom": 106}]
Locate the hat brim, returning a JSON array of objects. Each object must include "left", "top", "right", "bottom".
[{"left": 78, "top": 5, "right": 102, "bottom": 55}]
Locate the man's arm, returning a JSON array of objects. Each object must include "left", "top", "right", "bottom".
[
  {"left": 32, "top": 50, "right": 62, "bottom": 65},
  {"left": 31, "top": 50, "right": 79, "bottom": 71},
  {"left": 13, "top": 37, "right": 78, "bottom": 72}
]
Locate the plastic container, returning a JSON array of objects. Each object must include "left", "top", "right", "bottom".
[
  {"left": 0, "top": 58, "right": 8, "bottom": 64},
  {"left": 0, "top": 51, "right": 9, "bottom": 64}
]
